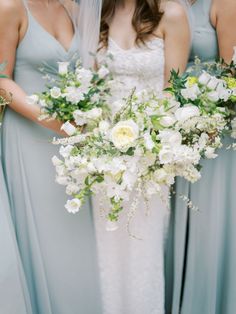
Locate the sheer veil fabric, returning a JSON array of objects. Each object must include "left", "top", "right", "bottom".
[{"left": 59, "top": 0, "right": 102, "bottom": 68}]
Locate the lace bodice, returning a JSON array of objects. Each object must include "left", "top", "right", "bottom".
[{"left": 99, "top": 37, "right": 165, "bottom": 103}]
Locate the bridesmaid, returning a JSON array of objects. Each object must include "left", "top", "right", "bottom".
[
  {"left": 0, "top": 1, "right": 101, "bottom": 313},
  {"left": 166, "top": 1, "right": 236, "bottom": 313}
]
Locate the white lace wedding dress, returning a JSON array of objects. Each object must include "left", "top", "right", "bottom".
[{"left": 94, "top": 37, "right": 170, "bottom": 314}]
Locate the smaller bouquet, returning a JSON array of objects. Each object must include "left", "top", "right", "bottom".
[{"left": 27, "top": 60, "right": 112, "bottom": 135}]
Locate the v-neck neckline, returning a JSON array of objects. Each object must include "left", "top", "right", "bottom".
[{"left": 27, "top": 6, "right": 76, "bottom": 54}]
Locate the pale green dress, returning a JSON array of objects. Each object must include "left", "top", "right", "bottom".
[
  {"left": 164, "top": 0, "right": 236, "bottom": 313},
  {"left": 0, "top": 1, "right": 102, "bottom": 313}
]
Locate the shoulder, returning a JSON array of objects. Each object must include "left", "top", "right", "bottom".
[
  {"left": 0, "top": 0, "right": 22, "bottom": 13},
  {"left": 161, "top": 1, "right": 188, "bottom": 23},
  {"left": 212, "top": 0, "right": 236, "bottom": 15},
  {"left": 0, "top": 0, "right": 23, "bottom": 22}
]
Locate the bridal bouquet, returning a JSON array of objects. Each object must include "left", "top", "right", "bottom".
[
  {"left": 52, "top": 88, "right": 230, "bottom": 223},
  {"left": 27, "top": 60, "right": 111, "bottom": 134}
]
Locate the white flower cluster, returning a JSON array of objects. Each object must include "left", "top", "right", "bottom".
[
  {"left": 52, "top": 88, "right": 230, "bottom": 222},
  {"left": 27, "top": 61, "right": 111, "bottom": 135}
]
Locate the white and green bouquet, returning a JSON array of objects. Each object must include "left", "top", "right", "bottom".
[
  {"left": 27, "top": 60, "right": 112, "bottom": 134},
  {"left": 51, "top": 86, "right": 231, "bottom": 225}
]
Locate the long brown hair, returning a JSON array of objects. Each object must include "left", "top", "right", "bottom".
[{"left": 100, "top": 0, "right": 164, "bottom": 48}]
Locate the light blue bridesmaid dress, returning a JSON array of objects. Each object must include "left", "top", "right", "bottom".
[
  {"left": 1, "top": 1, "right": 102, "bottom": 313},
  {"left": 164, "top": 0, "right": 236, "bottom": 313},
  {"left": 0, "top": 145, "right": 32, "bottom": 314}
]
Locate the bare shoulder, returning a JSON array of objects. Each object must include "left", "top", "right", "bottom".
[
  {"left": 161, "top": 1, "right": 188, "bottom": 23},
  {"left": 0, "top": 0, "right": 24, "bottom": 22},
  {"left": 0, "top": 0, "right": 22, "bottom": 14},
  {"left": 214, "top": 0, "right": 236, "bottom": 9}
]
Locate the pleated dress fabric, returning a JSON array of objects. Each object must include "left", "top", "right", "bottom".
[
  {"left": 164, "top": 0, "right": 236, "bottom": 313},
  {"left": 0, "top": 2, "right": 102, "bottom": 314}
]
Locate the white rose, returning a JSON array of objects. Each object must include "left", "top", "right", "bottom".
[
  {"left": 65, "top": 198, "right": 82, "bottom": 214},
  {"left": 181, "top": 84, "right": 200, "bottom": 101},
  {"left": 175, "top": 105, "right": 200, "bottom": 123},
  {"left": 158, "top": 130, "right": 182, "bottom": 147},
  {"left": 50, "top": 87, "right": 61, "bottom": 99},
  {"left": 57, "top": 62, "right": 69, "bottom": 75},
  {"left": 26, "top": 94, "right": 39, "bottom": 105},
  {"left": 198, "top": 71, "right": 211, "bottom": 85},
  {"left": 98, "top": 66, "right": 109, "bottom": 79},
  {"left": 232, "top": 46, "right": 236, "bottom": 65},
  {"left": 207, "top": 91, "right": 220, "bottom": 102},
  {"left": 61, "top": 121, "right": 77, "bottom": 136},
  {"left": 111, "top": 120, "right": 139, "bottom": 151},
  {"left": 86, "top": 107, "right": 103, "bottom": 119}
]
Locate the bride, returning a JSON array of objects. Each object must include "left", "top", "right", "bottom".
[{"left": 92, "top": 0, "right": 191, "bottom": 313}]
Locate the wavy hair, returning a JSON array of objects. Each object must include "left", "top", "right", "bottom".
[{"left": 100, "top": 0, "right": 164, "bottom": 48}]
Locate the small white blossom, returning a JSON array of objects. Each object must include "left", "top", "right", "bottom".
[{"left": 65, "top": 199, "right": 82, "bottom": 214}]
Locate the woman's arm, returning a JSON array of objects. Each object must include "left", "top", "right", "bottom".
[
  {"left": 212, "top": 0, "right": 236, "bottom": 63},
  {"left": 0, "top": 0, "right": 65, "bottom": 135},
  {"left": 159, "top": 2, "right": 191, "bottom": 87}
]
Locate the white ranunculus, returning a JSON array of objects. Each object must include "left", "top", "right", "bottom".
[
  {"left": 52, "top": 156, "right": 63, "bottom": 166},
  {"left": 159, "top": 147, "right": 174, "bottom": 164},
  {"left": 232, "top": 47, "right": 236, "bottom": 65},
  {"left": 86, "top": 107, "right": 103, "bottom": 120},
  {"left": 143, "top": 132, "right": 155, "bottom": 150},
  {"left": 207, "top": 77, "right": 220, "bottom": 90},
  {"left": 61, "top": 121, "right": 77, "bottom": 136},
  {"left": 50, "top": 87, "right": 61, "bottom": 99},
  {"left": 111, "top": 120, "right": 139, "bottom": 151},
  {"left": 65, "top": 198, "right": 81, "bottom": 214},
  {"left": 98, "top": 66, "right": 109, "bottom": 79},
  {"left": 73, "top": 109, "right": 87, "bottom": 126},
  {"left": 181, "top": 84, "right": 200, "bottom": 101},
  {"left": 175, "top": 105, "right": 200, "bottom": 123},
  {"left": 207, "top": 91, "right": 220, "bottom": 102},
  {"left": 198, "top": 71, "right": 211, "bottom": 85},
  {"left": 26, "top": 94, "right": 39, "bottom": 105},
  {"left": 158, "top": 130, "right": 182, "bottom": 147},
  {"left": 99, "top": 120, "right": 110, "bottom": 133},
  {"left": 57, "top": 62, "right": 69, "bottom": 75},
  {"left": 160, "top": 115, "right": 176, "bottom": 127}
]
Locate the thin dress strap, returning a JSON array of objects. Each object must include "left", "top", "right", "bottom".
[{"left": 22, "top": 0, "right": 29, "bottom": 11}]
